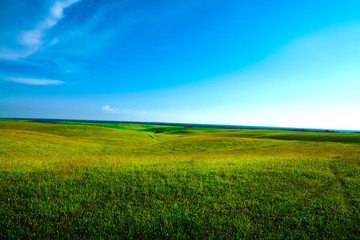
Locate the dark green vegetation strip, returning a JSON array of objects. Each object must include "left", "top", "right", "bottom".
[
  {"left": 21, "top": 119, "right": 360, "bottom": 144},
  {"left": 1, "top": 120, "right": 360, "bottom": 239}
]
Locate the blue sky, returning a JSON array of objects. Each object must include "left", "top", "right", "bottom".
[{"left": 1, "top": 0, "right": 360, "bottom": 130}]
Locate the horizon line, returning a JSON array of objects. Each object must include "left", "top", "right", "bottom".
[{"left": 1, "top": 117, "right": 359, "bottom": 133}]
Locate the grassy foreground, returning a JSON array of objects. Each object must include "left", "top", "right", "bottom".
[{"left": 0, "top": 120, "right": 359, "bottom": 239}]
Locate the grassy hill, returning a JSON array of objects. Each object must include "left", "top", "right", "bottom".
[{"left": 1, "top": 120, "right": 359, "bottom": 239}]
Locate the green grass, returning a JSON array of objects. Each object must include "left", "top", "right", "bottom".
[{"left": 1, "top": 120, "right": 359, "bottom": 239}]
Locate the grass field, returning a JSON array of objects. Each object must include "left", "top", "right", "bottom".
[{"left": 1, "top": 120, "right": 359, "bottom": 239}]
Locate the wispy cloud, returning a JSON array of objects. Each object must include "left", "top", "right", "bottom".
[
  {"left": 0, "top": 0, "right": 81, "bottom": 60},
  {"left": 3, "top": 77, "right": 64, "bottom": 85}
]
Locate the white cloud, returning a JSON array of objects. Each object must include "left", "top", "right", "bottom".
[
  {"left": 102, "top": 105, "right": 147, "bottom": 115},
  {"left": 3, "top": 77, "right": 64, "bottom": 85},
  {"left": 0, "top": 0, "right": 81, "bottom": 60},
  {"left": 102, "top": 105, "right": 116, "bottom": 113}
]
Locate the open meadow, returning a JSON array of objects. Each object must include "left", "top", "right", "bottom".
[{"left": 0, "top": 120, "right": 359, "bottom": 239}]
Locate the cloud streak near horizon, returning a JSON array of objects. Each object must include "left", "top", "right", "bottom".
[{"left": 3, "top": 77, "right": 64, "bottom": 85}]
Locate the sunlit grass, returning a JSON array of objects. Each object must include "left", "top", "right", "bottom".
[{"left": 1, "top": 120, "right": 359, "bottom": 239}]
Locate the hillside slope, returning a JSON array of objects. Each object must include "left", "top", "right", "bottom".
[{"left": 1, "top": 120, "right": 359, "bottom": 239}]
